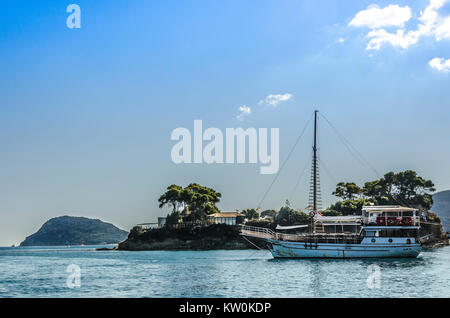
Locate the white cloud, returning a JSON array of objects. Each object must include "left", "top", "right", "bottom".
[
  {"left": 366, "top": 28, "right": 420, "bottom": 50},
  {"left": 436, "top": 17, "right": 450, "bottom": 40},
  {"left": 336, "top": 37, "right": 345, "bottom": 43},
  {"left": 236, "top": 105, "right": 251, "bottom": 120},
  {"left": 350, "top": 0, "right": 450, "bottom": 50},
  {"left": 429, "top": 57, "right": 450, "bottom": 71},
  {"left": 258, "top": 93, "right": 293, "bottom": 107},
  {"left": 349, "top": 4, "right": 412, "bottom": 29}
]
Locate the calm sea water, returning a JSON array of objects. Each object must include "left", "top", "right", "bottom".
[{"left": 0, "top": 246, "right": 449, "bottom": 298}]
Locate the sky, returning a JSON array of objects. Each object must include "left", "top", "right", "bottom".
[{"left": 1, "top": 0, "right": 450, "bottom": 246}]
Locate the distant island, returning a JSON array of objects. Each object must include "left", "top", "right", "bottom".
[
  {"left": 20, "top": 216, "right": 128, "bottom": 246},
  {"left": 432, "top": 191, "right": 450, "bottom": 232}
]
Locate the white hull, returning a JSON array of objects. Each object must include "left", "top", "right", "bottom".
[{"left": 268, "top": 239, "right": 421, "bottom": 258}]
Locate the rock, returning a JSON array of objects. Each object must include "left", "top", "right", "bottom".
[
  {"left": 20, "top": 216, "right": 128, "bottom": 246},
  {"left": 117, "top": 224, "right": 260, "bottom": 251}
]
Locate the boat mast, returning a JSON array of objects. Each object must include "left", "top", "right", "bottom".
[
  {"left": 313, "top": 110, "right": 318, "bottom": 213},
  {"left": 309, "top": 110, "right": 321, "bottom": 234}
]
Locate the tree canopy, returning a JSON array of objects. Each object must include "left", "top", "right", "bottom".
[
  {"left": 332, "top": 182, "right": 362, "bottom": 200},
  {"left": 242, "top": 209, "right": 260, "bottom": 220},
  {"left": 276, "top": 206, "right": 310, "bottom": 226},
  {"left": 158, "top": 184, "right": 184, "bottom": 213},
  {"left": 158, "top": 183, "right": 222, "bottom": 224},
  {"left": 329, "top": 170, "right": 435, "bottom": 215}
]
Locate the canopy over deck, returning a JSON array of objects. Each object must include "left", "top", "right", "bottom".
[
  {"left": 314, "top": 215, "right": 362, "bottom": 224},
  {"left": 362, "top": 205, "right": 418, "bottom": 213},
  {"left": 275, "top": 224, "right": 309, "bottom": 230}
]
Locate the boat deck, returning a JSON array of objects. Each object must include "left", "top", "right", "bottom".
[{"left": 240, "top": 225, "right": 363, "bottom": 244}]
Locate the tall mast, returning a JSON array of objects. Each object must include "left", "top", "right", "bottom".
[
  {"left": 313, "top": 110, "right": 318, "bottom": 212},
  {"left": 309, "top": 110, "right": 321, "bottom": 223}
]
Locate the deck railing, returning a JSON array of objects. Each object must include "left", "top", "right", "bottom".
[
  {"left": 240, "top": 225, "right": 276, "bottom": 240},
  {"left": 363, "top": 216, "right": 420, "bottom": 226},
  {"left": 240, "top": 225, "right": 363, "bottom": 244}
]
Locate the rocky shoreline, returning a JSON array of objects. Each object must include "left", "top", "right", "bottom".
[
  {"left": 116, "top": 224, "right": 263, "bottom": 251},
  {"left": 118, "top": 237, "right": 253, "bottom": 251}
]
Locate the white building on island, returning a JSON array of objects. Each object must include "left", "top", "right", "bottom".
[{"left": 208, "top": 212, "right": 244, "bottom": 226}]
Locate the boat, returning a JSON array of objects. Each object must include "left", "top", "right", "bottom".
[
  {"left": 240, "top": 111, "right": 422, "bottom": 258},
  {"left": 241, "top": 205, "right": 421, "bottom": 258}
]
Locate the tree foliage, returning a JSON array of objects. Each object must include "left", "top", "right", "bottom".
[
  {"left": 261, "top": 209, "right": 277, "bottom": 219},
  {"left": 327, "top": 198, "right": 373, "bottom": 216},
  {"left": 332, "top": 182, "right": 362, "bottom": 200},
  {"left": 362, "top": 171, "right": 435, "bottom": 209},
  {"left": 242, "top": 209, "right": 259, "bottom": 220},
  {"left": 166, "top": 211, "right": 181, "bottom": 226},
  {"left": 275, "top": 206, "right": 310, "bottom": 226},
  {"left": 329, "top": 170, "right": 435, "bottom": 215},
  {"left": 158, "top": 183, "right": 222, "bottom": 224},
  {"left": 158, "top": 184, "right": 183, "bottom": 213}
]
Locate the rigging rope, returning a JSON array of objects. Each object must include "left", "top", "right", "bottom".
[
  {"left": 242, "top": 235, "right": 265, "bottom": 250},
  {"left": 318, "top": 112, "right": 413, "bottom": 208},
  {"left": 289, "top": 151, "right": 311, "bottom": 203},
  {"left": 257, "top": 113, "right": 314, "bottom": 209},
  {"left": 319, "top": 112, "right": 380, "bottom": 178},
  {"left": 319, "top": 157, "right": 338, "bottom": 186}
]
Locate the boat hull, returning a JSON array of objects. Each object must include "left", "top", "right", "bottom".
[{"left": 267, "top": 239, "right": 421, "bottom": 258}]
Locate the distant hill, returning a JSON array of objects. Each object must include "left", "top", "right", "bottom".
[
  {"left": 432, "top": 191, "right": 450, "bottom": 232},
  {"left": 20, "top": 216, "right": 128, "bottom": 246}
]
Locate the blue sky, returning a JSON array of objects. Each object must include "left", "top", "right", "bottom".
[{"left": 1, "top": 0, "right": 450, "bottom": 246}]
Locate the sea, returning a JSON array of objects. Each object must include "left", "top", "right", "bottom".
[{"left": 0, "top": 245, "right": 449, "bottom": 298}]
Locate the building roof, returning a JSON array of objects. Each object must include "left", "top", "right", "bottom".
[
  {"left": 209, "top": 212, "right": 244, "bottom": 218},
  {"left": 362, "top": 205, "right": 418, "bottom": 212},
  {"left": 314, "top": 215, "right": 362, "bottom": 224}
]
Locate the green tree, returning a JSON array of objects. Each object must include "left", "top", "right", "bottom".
[
  {"left": 158, "top": 183, "right": 222, "bottom": 223},
  {"left": 329, "top": 170, "right": 436, "bottom": 215},
  {"left": 275, "top": 207, "right": 310, "bottom": 226},
  {"left": 165, "top": 211, "right": 181, "bottom": 226},
  {"left": 328, "top": 198, "right": 373, "bottom": 216},
  {"left": 392, "top": 170, "right": 435, "bottom": 209},
  {"left": 158, "top": 184, "right": 184, "bottom": 213},
  {"left": 242, "top": 209, "right": 259, "bottom": 220},
  {"left": 261, "top": 209, "right": 278, "bottom": 219},
  {"left": 332, "top": 182, "right": 362, "bottom": 200},
  {"left": 321, "top": 209, "right": 343, "bottom": 216},
  {"left": 362, "top": 171, "right": 435, "bottom": 209},
  {"left": 182, "top": 183, "right": 222, "bottom": 222}
]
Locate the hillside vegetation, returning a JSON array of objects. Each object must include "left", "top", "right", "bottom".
[{"left": 20, "top": 216, "right": 128, "bottom": 246}]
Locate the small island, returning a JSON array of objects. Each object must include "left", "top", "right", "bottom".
[
  {"left": 20, "top": 216, "right": 128, "bottom": 246},
  {"left": 119, "top": 170, "right": 449, "bottom": 251},
  {"left": 119, "top": 184, "right": 257, "bottom": 250}
]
